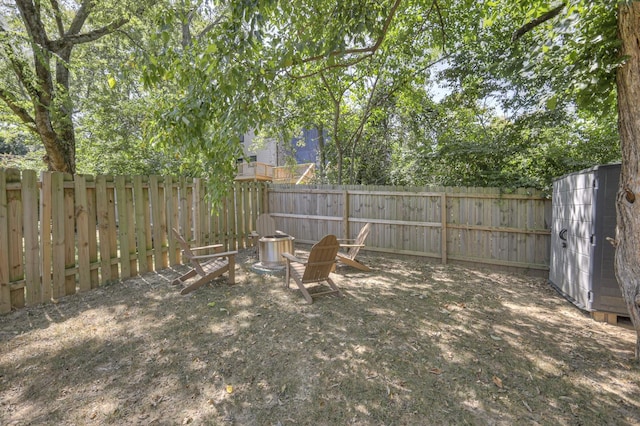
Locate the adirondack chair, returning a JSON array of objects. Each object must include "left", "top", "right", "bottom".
[
  {"left": 171, "top": 228, "right": 238, "bottom": 295},
  {"left": 251, "top": 214, "right": 287, "bottom": 239},
  {"left": 336, "top": 223, "right": 372, "bottom": 271},
  {"left": 281, "top": 234, "right": 342, "bottom": 304}
]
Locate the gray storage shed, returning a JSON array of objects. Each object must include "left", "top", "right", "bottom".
[{"left": 549, "top": 163, "right": 627, "bottom": 315}]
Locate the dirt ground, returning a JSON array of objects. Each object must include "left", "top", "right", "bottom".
[{"left": 1, "top": 248, "right": 639, "bottom": 426}]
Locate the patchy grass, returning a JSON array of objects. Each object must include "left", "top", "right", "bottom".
[{"left": 1, "top": 250, "right": 638, "bottom": 425}]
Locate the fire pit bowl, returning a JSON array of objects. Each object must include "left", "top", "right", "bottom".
[{"left": 258, "top": 234, "right": 294, "bottom": 270}]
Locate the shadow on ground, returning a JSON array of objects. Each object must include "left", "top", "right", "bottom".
[{"left": 1, "top": 250, "right": 638, "bottom": 425}]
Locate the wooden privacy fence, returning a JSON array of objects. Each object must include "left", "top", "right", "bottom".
[
  {"left": 267, "top": 185, "right": 552, "bottom": 271},
  {"left": 1, "top": 169, "right": 552, "bottom": 315},
  {"left": 0, "top": 168, "right": 267, "bottom": 313}
]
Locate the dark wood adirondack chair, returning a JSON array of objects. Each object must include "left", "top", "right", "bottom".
[
  {"left": 281, "top": 234, "right": 342, "bottom": 304},
  {"left": 336, "top": 223, "right": 371, "bottom": 271},
  {"left": 171, "top": 228, "right": 237, "bottom": 295}
]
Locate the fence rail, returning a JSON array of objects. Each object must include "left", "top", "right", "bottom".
[{"left": 1, "top": 169, "right": 552, "bottom": 314}]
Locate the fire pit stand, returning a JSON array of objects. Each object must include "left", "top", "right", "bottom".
[{"left": 255, "top": 234, "right": 295, "bottom": 271}]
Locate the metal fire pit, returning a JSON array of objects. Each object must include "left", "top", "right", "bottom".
[{"left": 258, "top": 234, "right": 294, "bottom": 270}]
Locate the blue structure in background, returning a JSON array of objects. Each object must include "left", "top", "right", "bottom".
[{"left": 292, "top": 128, "right": 323, "bottom": 164}]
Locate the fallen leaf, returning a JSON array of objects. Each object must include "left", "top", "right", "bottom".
[
  {"left": 490, "top": 334, "right": 502, "bottom": 341},
  {"left": 492, "top": 375, "right": 503, "bottom": 388},
  {"left": 429, "top": 368, "right": 442, "bottom": 375}
]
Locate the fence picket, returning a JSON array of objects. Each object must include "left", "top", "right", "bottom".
[
  {"left": 75, "top": 174, "right": 91, "bottom": 293},
  {"left": 51, "top": 172, "right": 65, "bottom": 299},
  {"left": 63, "top": 173, "right": 76, "bottom": 295},
  {"left": 86, "top": 175, "right": 99, "bottom": 289},
  {"left": 133, "top": 176, "right": 148, "bottom": 274},
  {"left": 0, "top": 170, "right": 10, "bottom": 313},
  {"left": 96, "top": 175, "right": 112, "bottom": 283},
  {"left": 22, "top": 170, "right": 40, "bottom": 305},
  {"left": 39, "top": 172, "right": 53, "bottom": 301},
  {"left": 150, "top": 176, "right": 166, "bottom": 270},
  {"left": 115, "top": 176, "right": 131, "bottom": 278}
]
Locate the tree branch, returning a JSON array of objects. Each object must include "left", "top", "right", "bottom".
[
  {"left": 286, "top": 52, "right": 375, "bottom": 79},
  {"left": 66, "top": 0, "right": 94, "bottom": 36},
  {"left": 49, "top": 17, "right": 129, "bottom": 51},
  {"left": 295, "top": 0, "right": 402, "bottom": 66},
  {"left": 0, "top": 86, "right": 37, "bottom": 132},
  {"left": 49, "top": 0, "right": 66, "bottom": 37},
  {"left": 197, "top": 13, "right": 227, "bottom": 41},
  {"left": 0, "top": 26, "right": 39, "bottom": 99},
  {"left": 511, "top": 3, "right": 565, "bottom": 42},
  {"left": 14, "top": 0, "right": 50, "bottom": 46}
]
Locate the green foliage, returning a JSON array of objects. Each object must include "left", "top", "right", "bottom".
[{"left": 0, "top": 0, "right": 622, "bottom": 194}]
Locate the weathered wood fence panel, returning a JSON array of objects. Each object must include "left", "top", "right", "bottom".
[
  {"left": 0, "top": 169, "right": 267, "bottom": 314},
  {"left": 268, "top": 184, "right": 552, "bottom": 272}
]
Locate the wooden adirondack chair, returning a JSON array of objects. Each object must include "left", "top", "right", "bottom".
[
  {"left": 250, "top": 213, "right": 287, "bottom": 245},
  {"left": 282, "top": 234, "right": 342, "bottom": 304},
  {"left": 171, "top": 228, "right": 238, "bottom": 295},
  {"left": 336, "top": 223, "right": 371, "bottom": 271}
]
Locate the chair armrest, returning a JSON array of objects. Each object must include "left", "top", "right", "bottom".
[
  {"left": 188, "top": 251, "right": 238, "bottom": 260},
  {"left": 339, "top": 243, "right": 365, "bottom": 248},
  {"left": 191, "top": 244, "right": 224, "bottom": 252},
  {"left": 281, "top": 252, "right": 305, "bottom": 264}
]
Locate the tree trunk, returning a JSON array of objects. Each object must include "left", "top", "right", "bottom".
[
  {"left": 317, "top": 123, "right": 326, "bottom": 178},
  {"left": 615, "top": 2, "right": 640, "bottom": 360}
]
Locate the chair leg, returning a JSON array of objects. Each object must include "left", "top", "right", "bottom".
[
  {"left": 180, "top": 266, "right": 228, "bottom": 295},
  {"left": 227, "top": 256, "right": 236, "bottom": 285},
  {"left": 325, "top": 277, "right": 343, "bottom": 297},
  {"left": 285, "top": 260, "right": 291, "bottom": 288},
  {"left": 293, "top": 279, "right": 314, "bottom": 304}
]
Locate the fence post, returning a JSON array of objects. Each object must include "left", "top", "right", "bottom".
[{"left": 441, "top": 193, "right": 447, "bottom": 264}]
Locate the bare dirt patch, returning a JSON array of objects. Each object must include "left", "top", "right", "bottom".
[{"left": 1, "top": 249, "right": 639, "bottom": 425}]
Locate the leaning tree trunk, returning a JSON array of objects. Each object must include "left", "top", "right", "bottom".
[{"left": 615, "top": 2, "right": 640, "bottom": 360}]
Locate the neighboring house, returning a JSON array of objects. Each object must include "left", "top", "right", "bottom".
[
  {"left": 238, "top": 129, "right": 278, "bottom": 166},
  {"left": 236, "top": 128, "right": 322, "bottom": 183},
  {"left": 239, "top": 128, "right": 321, "bottom": 166}
]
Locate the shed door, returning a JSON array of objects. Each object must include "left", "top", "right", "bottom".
[{"left": 549, "top": 171, "right": 596, "bottom": 310}]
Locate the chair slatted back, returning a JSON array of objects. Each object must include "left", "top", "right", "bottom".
[
  {"left": 256, "top": 214, "right": 277, "bottom": 237},
  {"left": 347, "top": 223, "right": 371, "bottom": 259},
  {"left": 302, "top": 235, "right": 340, "bottom": 283},
  {"left": 172, "top": 228, "right": 206, "bottom": 276}
]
